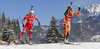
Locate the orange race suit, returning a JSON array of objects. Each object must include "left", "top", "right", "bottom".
[{"left": 63, "top": 8, "right": 80, "bottom": 39}]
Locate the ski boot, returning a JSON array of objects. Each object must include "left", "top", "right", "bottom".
[
  {"left": 16, "top": 37, "right": 21, "bottom": 44},
  {"left": 29, "top": 42, "right": 33, "bottom": 45},
  {"left": 64, "top": 38, "right": 70, "bottom": 44}
]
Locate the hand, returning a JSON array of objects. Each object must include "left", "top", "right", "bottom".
[
  {"left": 23, "top": 24, "right": 25, "bottom": 27},
  {"left": 78, "top": 7, "right": 81, "bottom": 11},
  {"left": 38, "top": 22, "right": 40, "bottom": 26}
]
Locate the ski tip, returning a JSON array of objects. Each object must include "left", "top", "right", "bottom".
[{"left": 65, "top": 42, "right": 70, "bottom": 44}]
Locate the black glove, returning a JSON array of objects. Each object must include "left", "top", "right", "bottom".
[
  {"left": 38, "top": 22, "right": 40, "bottom": 26},
  {"left": 78, "top": 7, "right": 81, "bottom": 11},
  {"left": 23, "top": 24, "right": 25, "bottom": 27}
]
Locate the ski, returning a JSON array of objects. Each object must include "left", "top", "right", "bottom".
[
  {"left": 59, "top": 42, "right": 81, "bottom": 45},
  {"left": 64, "top": 42, "right": 81, "bottom": 45}
]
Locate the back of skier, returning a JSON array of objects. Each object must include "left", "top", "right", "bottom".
[
  {"left": 63, "top": 2, "right": 81, "bottom": 43},
  {"left": 17, "top": 6, "right": 40, "bottom": 44}
]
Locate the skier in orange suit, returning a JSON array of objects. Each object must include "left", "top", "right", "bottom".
[{"left": 63, "top": 3, "right": 81, "bottom": 43}]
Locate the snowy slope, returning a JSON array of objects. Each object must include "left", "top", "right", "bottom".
[{"left": 1, "top": 43, "right": 100, "bottom": 49}]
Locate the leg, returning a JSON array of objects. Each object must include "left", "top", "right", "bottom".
[
  {"left": 29, "top": 26, "right": 33, "bottom": 42},
  {"left": 18, "top": 25, "right": 29, "bottom": 41},
  {"left": 66, "top": 23, "right": 71, "bottom": 39},
  {"left": 64, "top": 23, "right": 71, "bottom": 43},
  {"left": 63, "top": 21, "right": 68, "bottom": 38},
  {"left": 64, "top": 24, "right": 67, "bottom": 38}
]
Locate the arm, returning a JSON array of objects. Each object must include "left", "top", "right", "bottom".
[
  {"left": 34, "top": 15, "right": 40, "bottom": 26},
  {"left": 73, "top": 11, "right": 80, "bottom": 15},
  {"left": 64, "top": 6, "right": 70, "bottom": 16},
  {"left": 22, "top": 14, "right": 29, "bottom": 25},
  {"left": 34, "top": 15, "right": 39, "bottom": 22},
  {"left": 73, "top": 6, "right": 81, "bottom": 15}
]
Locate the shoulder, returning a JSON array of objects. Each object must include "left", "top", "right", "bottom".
[
  {"left": 25, "top": 14, "right": 29, "bottom": 18},
  {"left": 33, "top": 15, "right": 36, "bottom": 17}
]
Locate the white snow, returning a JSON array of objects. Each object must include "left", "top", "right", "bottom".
[
  {"left": 0, "top": 42, "right": 100, "bottom": 49},
  {"left": 84, "top": 4, "right": 100, "bottom": 16},
  {"left": 91, "top": 35, "right": 100, "bottom": 42},
  {"left": 78, "top": 20, "right": 82, "bottom": 23},
  {"left": 85, "top": 4, "right": 100, "bottom": 13},
  {"left": 41, "top": 26, "right": 48, "bottom": 30}
]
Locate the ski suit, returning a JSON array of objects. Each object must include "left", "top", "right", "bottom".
[
  {"left": 63, "top": 10, "right": 80, "bottom": 38},
  {"left": 18, "top": 14, "right": 39, "bottom": 42}
]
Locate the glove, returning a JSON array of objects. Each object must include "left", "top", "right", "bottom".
[
  {"left": 78, "top": 7, "right": 81, "bottom": 11},
  {"left": 38, "top": 22, "right": 40, "bottom": 26},
  {"left": 23, "top": 24, "right": 25, "bottom": 27}
]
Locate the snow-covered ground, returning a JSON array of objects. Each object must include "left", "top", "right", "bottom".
[{"left": 0, "top": 42, "right": 100, "bottom": 49}]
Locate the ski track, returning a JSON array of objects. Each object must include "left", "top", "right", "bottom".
[{"left": 0, "top": 42, "right": 100, "bottom": 49}]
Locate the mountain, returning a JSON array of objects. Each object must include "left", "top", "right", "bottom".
[
  {"left": 72, "top": 4, "right": 100, "bottom": 23},
  {"left": 82, "top": 4, "right": 100, "bottom": 16}
]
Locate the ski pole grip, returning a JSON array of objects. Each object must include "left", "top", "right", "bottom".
[
  {"left": 78, "top": 5, "right": 81, "bottom": 11},
  {"left": 23, "top": 24, "right": 25, "bottom": 27}
]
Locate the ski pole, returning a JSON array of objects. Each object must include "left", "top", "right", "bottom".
[
  {"left": 79, "top": 5, "right": 84, "bottom": 42},
  {"left": 79, "top": 14, "right": 84, "bottom": 42}
]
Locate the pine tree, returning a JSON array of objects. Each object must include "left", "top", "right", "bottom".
[
  {"left": 12, "top": 18, "right": 23, "bottom": 41},
  {"left": 1, "top": 12, "right": 6, "bottom": 32},
  {"left": 46, "top": 16, "right": 63, "bottom": 43},
  {"left": 12, "top": 19, "right": 16, "bottom": 33},
  {"left": 16, "top": 19, "right": 21, "bottom": 36},
  {"left": 12, "top": 19, "right": 20, "bottom": 40},
  {"left": 1, "top": 12, "right": 5, "bottom": 23},
  {"left": 2, "top": 27, "right": 10, "bottom": 42},
  {"left": 24, "top": 35, "right": 29, "bottom": 44},
  {"left": 7, "top": 18, "right": 15, "bottom": 42}
]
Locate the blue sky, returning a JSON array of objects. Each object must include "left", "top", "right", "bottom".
[{"left": 0, "top": 0, "right": 100, "bottom": 31}]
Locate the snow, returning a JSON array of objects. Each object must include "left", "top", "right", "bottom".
[
  {"left": 84, "top": 4, "right": 100, "bottom": 16},
  {"left": 0, "top": 42, "right": 100, "bottom": 49},
  {"left": 41, "top": 26, "right": 48, "bottom": 30},
  {"left": 91, "top": 35, "right": 100, "bottom": 42},
  {"left": 85, "top": 4, "right": 100, "bottom": 13},
  {"left": 78, "top": 20, "right": 82, "bottom": 23}
]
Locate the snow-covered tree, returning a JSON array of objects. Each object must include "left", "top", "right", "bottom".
[
  {"left": 12, "top": 19, "right": 21, "bottom": 40},
  {"left": 24, "top": 35, "right": 29, "bottom": 44},
  {"left": 16, "top": 19, "right": 21, "bottom": 37},
  {"left": 46, "top": 16, "right": 63, "bottom": 43},
  {"left": 1, "top": 12, "right": 5, "bottom": 23},
  {"left": 1, "top": 12, "right": 22, "bottom": 44},
  {"left": 2, "top": 27, "right": 10, "bottom": 42},
  {"left": 7, "top": 19, "right": 15, "bottom": 42}
]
